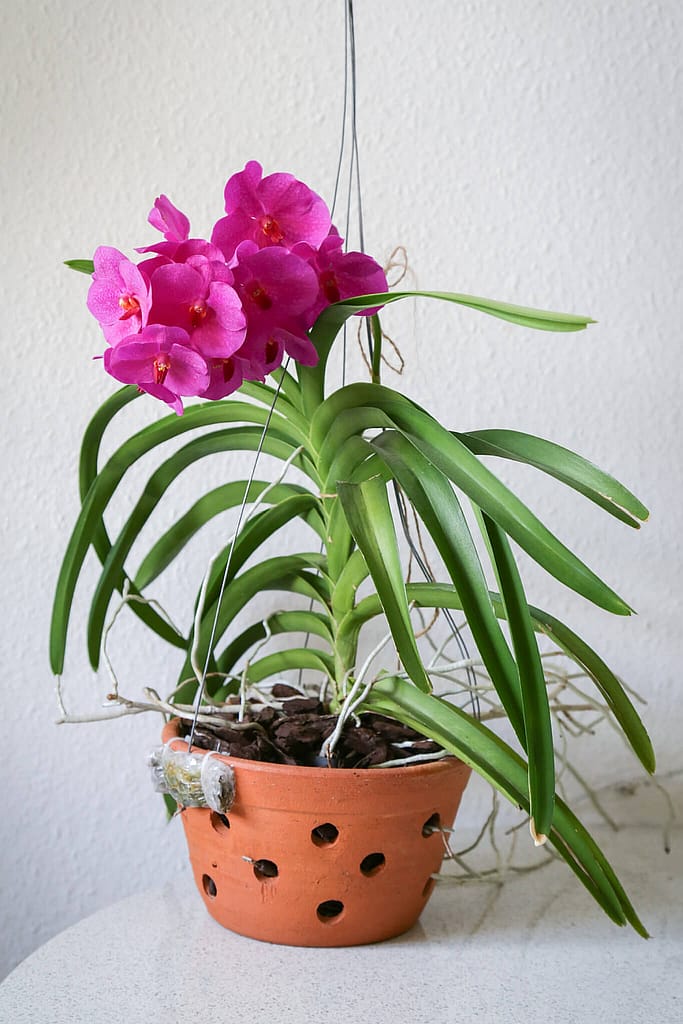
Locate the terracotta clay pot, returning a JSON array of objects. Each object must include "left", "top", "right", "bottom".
[{"left": 162, "top": 719, "right": 471, "bottom": 946}]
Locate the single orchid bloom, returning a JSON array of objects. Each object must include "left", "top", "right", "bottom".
[
  {"left": 232, "top": 330, "right": 285, "bottom": 381},
  {"left": 103, "top": 325, "right": 210, "bottom": 415},
  {"left": 211, "top": 160, "right": 331, "bottom": 260},
  {"left": 295, "top": 233, "right": 389, "bottom": 321},
  {"left": 87, "top": 246, "right": 151, "bottom": 345},
  {"left": 148, "top": 195, "right": 190, "bottom": 243},
  {"left": 199, "top": 354, "right": 245, "bottom": 401},
  {"left": 148, "top": 255, "right": 247, "bottom": 359},
  {"left": 230, "top": 243, "right": 319, "bottom": 337}
]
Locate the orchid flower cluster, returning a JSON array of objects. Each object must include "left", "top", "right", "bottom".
[{"left": 86, "top": 160, "right": 388, "bottom": 413}]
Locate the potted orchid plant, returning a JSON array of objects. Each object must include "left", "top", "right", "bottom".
[{"left": 51, "top": 160, "right": 653, "bottom": 945}]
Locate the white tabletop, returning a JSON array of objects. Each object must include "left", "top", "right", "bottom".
[{"left": 1, "top": 825, "right": 681, "bottom": 1024}]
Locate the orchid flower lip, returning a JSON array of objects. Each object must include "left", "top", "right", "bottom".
[{"left": 153, "top": 356, "right": 171, "bottom": 386}]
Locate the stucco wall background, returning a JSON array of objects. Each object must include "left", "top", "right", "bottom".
[{"left": 2, "top": 0, "right": 681, "bottom": 980}]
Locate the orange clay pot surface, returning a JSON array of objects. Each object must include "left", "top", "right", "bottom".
[{"left": 163, "top": 719, "right": 471, "bottom": 947}]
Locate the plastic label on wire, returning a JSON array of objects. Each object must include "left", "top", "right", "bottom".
[{"left": 147, "top": 741, "right": 235, "bottom": 812}]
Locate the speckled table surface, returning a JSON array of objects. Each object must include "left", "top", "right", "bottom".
[{"left": 2, "top": 826, "right": 681, "bottom": 1024}]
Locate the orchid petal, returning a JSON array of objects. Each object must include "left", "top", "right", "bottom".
[{"left": 148, "top": 194, "right": 191, "bottom": 243}]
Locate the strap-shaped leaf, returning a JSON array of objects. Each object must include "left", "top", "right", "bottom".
[
  {"left": 313, "top": 383, "right": 632, "bottom": 616},
  {"left": 171, "top": 554, "right": 331, "bottom": 705},
  {"left": 78, "top": 386, "right": 140, "bottom": 498},
  {"left": 217, "top": 610, "right": 334, "bottom": 675},
  {"left": 479, "top": 512, "right": 555, "bottom": 838},
  {"left": 528, "top": 605, "right": 656, "bottom": 775},
  {"left": 87, "top": 432, "right": 316, "bottom": 668},
  {"left": 331, "top": 549, "right": 371, "bottom": 618},
  {"left": 370, "top": 430, "right": 525, "bottom": 743},
  {"left": 65, "top": 259, "right": 95, "bottom": 275},
  {"left": 242, "top": 648, "right": 335, "bottom": 683},
  {"left": 458, "top": 429, "right": 648, "bottom": 528},
  {"left": 50, "top": 420, "right": 307, "bottom": 674},
  {"left": 239, "top": 379, "right": 307, "bottom": 427},
  {"left": 363, "top": 675, "right": 647, "bottom": 936},
  {"left": 195, "top": 552, "right": 330, "bottom": 665},
  {"left": 337, "top": 475, "right": 432, "bottom": 692},
  {"left": 300, "top": 289, "right": 593, "bottom": 416},
  {"left": 347, "top": 581, "right": 654, "bottom": 774},
  {"left": 323, "top": 434, "right": 388, "bottom": 582},
  {"left": 75, "top": 386, "right": 184, "bottom": 651},
  {"left": 135, "top": 482, "right": 323, "bottom": 589}
]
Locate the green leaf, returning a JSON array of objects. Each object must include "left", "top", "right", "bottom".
[
  {"left": 479, "top": 512, "right": 555, "bottom": 838},
  {"left": 528, "top": 606, "right": 656, "bottom": 775},
  {"left": 269, "top": 364, "right": 305, "bottom": 409},
  {"left": 337, "top": 475, "right": 432, "bottom": 692},
  {"left": 370, "top": 430, "right": 525, "bottom": 742},
  {"left": 348, "top": 580, "right": 654, "bottom": 775},
  {"left": 242, "top": 648, "right": 335, "bottom": 683},
  {"left": 363, "top": 676, "right": 647, "bottom": 935},
  {"left": 171, "top": 555, "right": 332, "bottom": 705},
  {"left": 50, "top": 415, "right": 309, "bottom": 675},
  {"left": 239, "top": 379, "right": 307, "bottom": 431},
  {"left": 198, "top": 553, "right": 331, "bottom": 665},
  {"left": 87, "top": 433, "right": 317, "bottom": 668},
  {"left": 313, "top": 383, "right": 633, "bottom": 616},
  {"left": 65, "top": 259, "right": 95, "bottom": 275},
  {"left": 74, "top": 386, "right": 184, "bottom": 650},
  {"left": 135, "top": 482, "right": 323, "bottom": 590},
  {"left": 300, "top": 289, "right": 593, "bottom": 416},
  {"left": 458, "top": 429, "right": 648, "bottom": 528},
  {"left": 216, "top": 610, "right": 334, "bottom": 675}
]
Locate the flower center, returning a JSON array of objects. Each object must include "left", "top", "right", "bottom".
[
  {"left": 189, "top": 301, "right": 208, "bottom": 328},
  {"left": 221, "top": 357, "right": 235, "bottom": 383},
  {"left": 320, "top": 270, "right": 341, "bottom": 304},
  {"left": 118, "top": 294, "right": 141, "bottom": 320},
  {"left": 153, "top": 356, "right": 170, "bottom": 386},
  {"left": 247, "top": 283, "right": 273, "bottom": 311},
  {"left": 260, "top": 215, "right": 284, "bottom": 244},
  {"left": 265, "top": 338, "right": 279, "bottom": 364}
]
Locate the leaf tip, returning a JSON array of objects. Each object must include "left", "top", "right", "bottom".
[{"left": 530, "top": 818, "right": 548, "bottom": 846}]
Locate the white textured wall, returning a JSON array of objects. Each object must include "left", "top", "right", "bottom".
[{"left": 2, "top": 0, "right": 681, "bottom": 980}]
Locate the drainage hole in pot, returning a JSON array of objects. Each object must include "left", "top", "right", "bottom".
[
  {"left": 202, "top": 874, "right": 217, "bottom": 899},
  {"left": 210, "top": 811, "right": 231, "bottom": 834},
  {"left": 422, "top": 812, "right": 441, "bottom": 838},
  {"left": 311, "top": 822, "right": 339, "bottom": 846},
  {"left": 317, "top": 899, "right": 344, "bottom": 922},
  {"left": 253, "top": 859, "right": 279, "bottom": 880},
  {"left": 422, "top": 877, "right": 436, "bottom": 899},
  {"left": 360, "top": 852, "right": 386, "bottom": 876}
]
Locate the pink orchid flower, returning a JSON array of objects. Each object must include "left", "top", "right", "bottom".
[
  {"left": 148, "top": 255, "right": 247, "bottom": 359},
  {"left": 87, "top": 246, "right": 151, "bottom": 345},
  {"left": 231, "top": 242, "right": 319, "bottom": 334},
  {"left": 200, "top": 354, "right": 246, "bottom": 401},
  {"left": 211, "top": 160, "right": 331, "bottom": 260},
  {"left": 104, "top": 325, "right": 210, "bottom": 415},
  {"left": 295, "top": 233, "right": 389, "bottom": 321}
]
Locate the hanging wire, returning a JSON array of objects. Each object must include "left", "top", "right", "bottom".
[
  {"left": 296, "top": 0, "right": 357, "bottom": 686},
  {"left": 330, "top": 0, "right": 349, "bottom": 220},
  {"left": 345, "top": 0, "right": 375, "bottom": 368},
  {"left": 186, "top": 365, "right": 290, "bottom": 749},
  {"left": 298, "top": 0, "right": 480, "bottom": 720}
]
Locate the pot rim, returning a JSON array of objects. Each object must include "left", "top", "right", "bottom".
[{"left": 161, "top": 717, "right": 465, "bottom": 781}]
